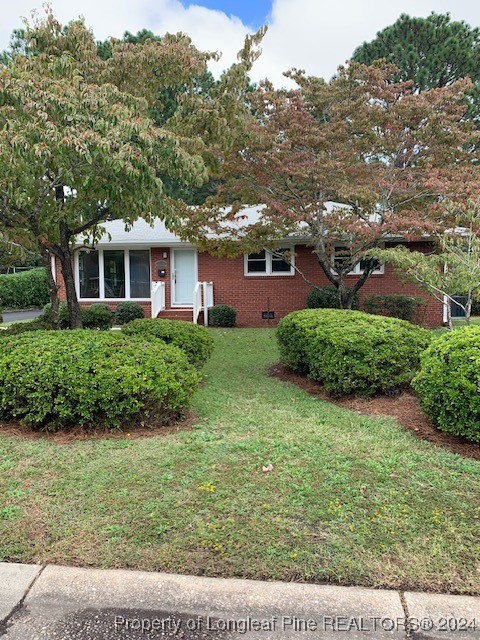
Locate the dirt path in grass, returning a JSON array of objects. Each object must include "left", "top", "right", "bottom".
[{"left": 269, "top": 363, "right": 480, "bottom": 461}]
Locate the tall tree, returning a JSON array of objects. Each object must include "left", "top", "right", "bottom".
[
  {"left": 352, "top": 13, "right": 480, "bottom": 121},
  {"left": 106, "top": 30, "right": 222, "bottom": 205},
  {"left": 176, "top": 62, "right": 479, "bottom": 308},
  {"left": 0, "top": 11, "right": 211, "bottom": 327}
]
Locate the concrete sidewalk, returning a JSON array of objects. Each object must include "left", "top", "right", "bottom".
[{"left": 0, "top": 563, "right": 478, "bottom": 639}]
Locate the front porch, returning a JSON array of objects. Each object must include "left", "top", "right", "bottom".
[
  {"left": 70, "top": 244, "right": 214, "bottom": 324},
  {"left": 151, "top": 280, "right": 214, "bottom": 325}
]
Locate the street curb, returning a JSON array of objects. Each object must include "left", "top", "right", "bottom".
[
  {"left": 0, "top": 563, "right": 43, "bottom": 628},
  {"left": 1, "top": 563, "right": 479, "bottom": 638}
]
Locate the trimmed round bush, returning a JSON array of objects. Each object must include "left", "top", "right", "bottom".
[
  {"left": 82, "top": 303, "right": 114, "bottom": 330},
  {"left": 209, "top": 304, "right": 236, "bottom": 327},
  {"left": 413, "top": 327, "right": 480, "bottom": 442},
  {"left": 306, "top": 286, "right": 359, "bottom": 310},
  {"left": 115, "top": 301, "right": 145, "bottom": 325},
  {"left": 277, "top": 308, "right": 341, "bottom": 373},
  {"left": 0, "top": 331, "right": 200, "bottom": 430},
  {"left": 278, "top": 309, "right": 431, "bottom": 396},
  {"left": 122, "top": 318, "right": 214, "bottom": 368}
]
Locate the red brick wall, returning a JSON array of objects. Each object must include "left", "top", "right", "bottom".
[
  {"left": 56, "top": 241, "right": 444, "bottom": 327},
  {"left": 198, "top": 241, "right": 443, "bottom": 327}
]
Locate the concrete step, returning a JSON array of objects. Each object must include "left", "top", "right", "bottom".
[{"left": 157, "top": 308, "right": 194, "bottom": 322}]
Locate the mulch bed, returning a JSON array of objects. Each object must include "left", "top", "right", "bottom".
[
  {"left": 269, "top": 363, "right": 480, "bottom": 461},
  {"left": 0, "top": 411, "right": 197, "bottom": 444}
]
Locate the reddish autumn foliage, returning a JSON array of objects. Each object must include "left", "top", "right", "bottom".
[{"left": 179, "top": 62, "right": 479, "bottom": 308}]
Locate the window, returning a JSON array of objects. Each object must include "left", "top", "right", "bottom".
[
  {"left": 77, "top": 249, "right": 151, "bottom": 299},
  {"left": 247, "top": 250, "right": 267, "bottom": 273},
  {"left": 245, "top": 247, "right": 294, "bottom": 276},
  {"left": 104, "top": 250, "right": 125, "bottom": 298},
  {"left": 271, "top": 248, "right": 292, "bottom": 273},
  {"left": 78, "top": 251, "right": 99, "bottom": 298},
  {"left": 333, "top": 246, "right": 384, "bottom": 275},
  {"left": 333, "top": 246, "right": 350, "bottom": 272},
  {"left": 357, "top": 256, "right": 383, "bottom": 274},
  {"left": 129, "top": 250, "right": 151, "bottom": 298}
]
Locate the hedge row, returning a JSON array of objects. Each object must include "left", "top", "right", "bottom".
[
  {"left": 122, "top": 318, "right": 214, "bottom": 369},
  {"left": 413, "top": 327, "right": 480, "bottom": 442},
  {"left": 277, "top": 309, "right": 431, "bottom": 396},
  {"left": 41, "top": 302, "right": 114, "bottom": 330},
  {"left": 0, "top": 331, "right": 200, "bottom": 430},
  {"left": 0, "top": 268, "right": 49, "bottom": 309},
  {"left": 39, "top": 301, "right": 145, "bottom": 329}
]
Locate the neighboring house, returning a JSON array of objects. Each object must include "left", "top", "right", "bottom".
[{"left": 54, "top": 207, "right": 444, "bottom": 327}]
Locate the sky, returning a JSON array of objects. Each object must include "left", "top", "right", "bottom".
[{"left": 1, "top": 0, "right": 480, "bottom": 86}]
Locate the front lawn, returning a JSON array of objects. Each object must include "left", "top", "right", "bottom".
[
  {"left": 0, "top": 329, "right": 478, "bottom": 593},
  {"left": 452, "top": 317, "right": 480, "bottom": 327}
]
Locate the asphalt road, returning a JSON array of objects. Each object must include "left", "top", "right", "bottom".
[{"left": 2, "top": 309, "right": 43, "bottom": 323}]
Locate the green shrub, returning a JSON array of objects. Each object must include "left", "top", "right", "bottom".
[
  {"left": 278, "top": 309, "right": 431, "bottom": 396},
  {"left": 0, "top": 331, "right": 200, "bottom": 430},
  {"left": 115, "top": 301, "right": 145, "bottom": 325},
  {"left": 0, "top": 268, "right": 49, "bottom": 309},
  {"left": 209, "top": 304, "right": 237, "bottom": 327},
  {"left": 82, "top": 303, "right": 114, "bottom": 330},
  {"left": 277, "top": 309, "right": 342, "bottom": 373},
  {"left": 122, "top": 318, "right": 214, "bottom": 368},
  {"left": 306, "top": 286, "right": 359, "bottom": 310},
  {"left": 364, "top": 293, "right": 425, "bottom": 323},
  {"left": 0, "top": 317, "right": 51, "bottom": 338},
  {"left": 413, "top": 327, "right": 480, "bottom": 442},
  {"left": 39, "top": 301, "right": 70, "bottom": 329},
  {"left": 40, "top": 302, "right": 113, "bottom": 330}
]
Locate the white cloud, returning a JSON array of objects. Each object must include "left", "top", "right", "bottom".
[
  {"left": 1, "top": 0, "right": 479, "bottom": 87},
  {"left": 253, "top": 0, "right": 480, "bottom": 85}
]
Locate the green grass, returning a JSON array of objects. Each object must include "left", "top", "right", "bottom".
[
  {"left": 452, "top": 317, "right": 480, "bottom": 327},
  {"left": 0, "top": 318, "right": 34, "bottom": 327},
  {"left": 0, "top": 329, "right": 479, "bottom": 593}
]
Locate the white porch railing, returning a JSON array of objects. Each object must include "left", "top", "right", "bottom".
[
  {"left": 193, "top": 282, "right": 202, "bottom": 324},
  {"left": 193, "top": 281, "right": 214, "bottom": 325},
  {"left": 202, "top": 282, "right": 214, "bottom": 326},
  {"left": 151, "top": 281, "right": 166, "bottom": 318}
]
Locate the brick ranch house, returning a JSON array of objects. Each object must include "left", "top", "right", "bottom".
[{"left": 54, "top": 206, "right": 446, "bottom": 327}]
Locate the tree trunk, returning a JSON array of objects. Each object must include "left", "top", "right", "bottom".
[
  {"left": 465, "top": 291, "right": 472, "bottom": 325},
  {"left": 446, "top": 299, "right": 453, "bottom": 331},
  {"left": 338, "top": 282, "right": 354, "bottom": 309},
  {"left": 39, "top": 245, "right": 60, "bottom": 330},
  {"left": 58, "top": 224, "right": 83, "bottom": 329}
]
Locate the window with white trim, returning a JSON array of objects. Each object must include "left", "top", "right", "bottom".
[
  {"left": 77, "top": 249, "right": 151, "bottom": 300},
  {"left": 78, "top": 250, "right": 100, "bottom": 298},
  {"left": 245, "top": 247, "right": 294, "bottom": 276},
  {"left": 333, "top": 246, "right": 384, "bottom": 275}
]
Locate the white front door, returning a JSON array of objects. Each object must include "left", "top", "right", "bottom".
[{"left": 172, "top": 249, "right": 196, "bottom": 306}]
